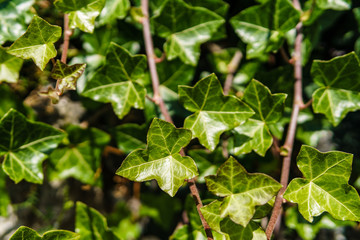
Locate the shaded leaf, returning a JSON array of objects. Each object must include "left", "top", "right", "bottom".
[
  {"left": 82, "top": 42, "right": 147, "bottom": 119},
  {"left": 184, "top": 0, "right": 229, "bottom": 17},
  {"left": 9, "top": 226, "right": 79, "bottom": 240},
  {"left": 220, "top": 218, "right": 266, "bottom": 240},
  {"left": 51, "top": 60, "right": 86, "bottom": 95},
  {"left": 0, "top": 47, "right": 23, "bottom": 83},
  {"left": 230, "top": 0, "right": 300, "bottom": 58},
  {"left": 0, "top": 85, "right": 26, "bottom": 117},
  {"left": 76, "top": 202, "right": 120, "bottom": 240},
  {"left": 48, "top": 125, "right": 110, "bottom": 186},
  {"left": 115, "top": 123, "right": 147, "bottom": 154},
  {"left": 39, "top": 86, "right": 60, "bottom": 104},
  {"left": 311, "top": 52, "right": 360, "bottom": 126},
  {"left": 205, "top": 157, "right": 281, "bottom": 226},
  {"left": 54, "top": 0, "right": 105, "bottom": 33},
  {"left": 152, "top": 0, "right": 225, "bottom": 65},
  {"left": 0, "top": 109, "right": 65, "bottom": 183},
  {"left": 98, "top": 0, "right": 130, "bottom": 25},
  {"left": 0, "top": 168, "right": 10, "bottom": 217},
  {"left": 284, "top": 145, "right": 360, "bottom": 222},
  {"left": 179, "top": 74, "right": 254, "bottom": 151},
  {"left": 7, "top": 16, "right": 62, "bottom": 71},
  {"left": 116, "top": 118, "right": 198, "bottom": 196}
]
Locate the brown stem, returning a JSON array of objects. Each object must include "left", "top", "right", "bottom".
[
  {"left": 265, "top": 10, "right": 303, "bottom": 240},
  {"left": 223, "top": 50, "right": 242, "bottom": 95},
  {"left": 141, "top": 1, "right": 213, "bottom": 239},
  {"left": 300, "top": 98, "right": 313, "bottom": 110}
]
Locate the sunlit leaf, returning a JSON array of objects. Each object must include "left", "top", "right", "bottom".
[
  {"left": 48, "top": 125, "right": 110, "bottom": 186},
  {"left": 51, "top": 60, "right": 86, "bottom": 95},
  {"left": 9, "top": 226, "right": 79, "bottom": 240},
  {"left": 98, "top": 0, "right": 130, "bottom": 25},
  {"left": 116, "top": 118, "right": 198, "bottom": 196},
  {"left": 7, "top": 15, "right": 62, "bottom": 70},
  {"left": 76, "top": 202, "right": 120, "bottom": 240},
  {"left": 54, "top": 0, "right": 105, "bottom": 33},
  {"left": 179, "top": 74, "right": 254, "bottom": 151},
  {"left": 0, "top": 168, "right": 10, "bottom": 217},
  {"left": 0, "top": 47, "right": 23, "bottom": 83},
  {"left": 0, "top": 109, "right": 65, "bottom": 183},
  {"left": 152, "top": 0, "right": 225, "bottom": 65},
  {"left": 205, "top": 157, "right": 281, "bottom": 226},
  {"left": 311, "top": 52, "right": 360, "bottom": 126},
  {"left": 184, "top": 0, "right": 229, "bottom": 17},
  {"left": 82, "top": 42, "right": 147, "bottom": 119},
  {"left": 316, "top": 0, "right": 351, "bottom": 10},
  {"left": 284, "top": 145, "right": 360, "bottom": 222},
  {"left": 230, "top": 0, "right": 300, "bottom": 58}
]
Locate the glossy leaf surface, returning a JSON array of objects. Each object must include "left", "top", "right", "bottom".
[
  {"left": 284, "top": 145, "right": 360, "bottom": 222},
  {"left": 205, "top": 157, "right": 281, "bottom": 226},
  {"left": 230, "top": 0, "right": 300, "bottom": 58},
  {"left": 0, "top": 47, "right": 23, "bottom": 83},
  {"left": 51, "top": 60, "right": 86, "bottom": 94},
  {"left": 98, "top": 0, "right": 130, "bottom": 25},
  {"left": 117, "top": 118, "right": 197, "bottom": 196},
  {"left": 152, "top": 0, "right": 225, "bottom": 65},
  {"left": 316, "top": 0, "right": 351, "bottom": 10},
  {"left": 76, "top": 202, "right": 120, "bottom": 240},
  {"left": 311, "top": 52, "right": 360, "bottom": 126},
  {"left": 7, "top": 16, "right": 62, "bottom": 70},
  {"left": 9, "top": 226, "right": 79, "bottom": 240},
  {"left": 48, "top": 125, "right": 110, "bottom": 186},
  {"left": 82, "top": 43, "right": 147, "bottom": 119},
  {"left": 0, "top": 109, "right": 65, "bottom": 183},
  {"left": 54, "top": 0, "right": 105, "bottom": 33},
  {"left": 179, "top": 74, "right": 254, "bottom": 151}
]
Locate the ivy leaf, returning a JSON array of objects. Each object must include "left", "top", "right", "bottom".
[
  {"left": 0, "top": 168, "right": 10, "bottom": 217},
  {"left": 115, "top": 123, "right": 147, "bottom": 154},
  {"left": 230, "top": 0, "right": 300, "bottom": 58},
  {"left": 7, "top": 16, "right": 62, "bottom": 71},
  {"left": 9, "top": 226, "right": 79, "bottom": 240},
  {"left": 230, "top": 79, "right": 286, "bottom": 156},
  {"left": 284, "top": 145, "right": 360, "bottom": 222},
  {"left": 76, "top": 202, "right": 120, "bottom": 240},
  {"left": 0, "top": 109, "right": 65, "bottom": 184},
  {"left": 311, "top": 52, "right": 360, "bottom": 126},
  {"left": 184, "top": 0, "right": 229, "bottom": 17},
  {"left": 316, "top": 0, "right": 351, "bottom": 10},
  {"left": 81, "top": 43, "right": 147, "bottom": 119},
  {"left": 54, "top": 0, "right": 105, "bottom": 33},
  {"left": 152, "top": 0, "right": 225, "bottom": 65},
  {"left": 179, "top": 74, "right": 254, "bottom": 151},
  {"left": 205, "top": 157, "right": 281, "bottom": 226},
  {"left": 116, "top": 118, "right": 198, "bottom": 197},
  {"left": 48, "top": 125, "right": 110, "bottom": 186},
  {"left": 98, "top": 0, "right": 130, "bottom": 25},
  {"left": 0, "top": 47, "right": 23, "bottom": 83},
  {"left": 0, "top": 0, "right": 34, "bottom": 44},
  {"left": 51, "top": 60, "right": 86, "bottom": 95}
]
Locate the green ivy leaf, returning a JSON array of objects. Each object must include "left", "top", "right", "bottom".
[
  {"left": 205, "top": 157, "right": 281, "bottom": 226},
  {"left": 48, "top": 125, "right": 110, "bottom": 186},
  {"left": 0, "top": 47, "right": 23, "bottom": 83},
  {"left": 0, "top": 109, "right": 65, "bottom": 184},
  {"left": 220, "top": 218, "right": 267, "bottom": 240},
  {"left": 179, "top": 74, "right": 254, "bottom": 151},
  {"left": 7, "top": 15, "right": 62, "bottom": 71},
  {"left": 230, "top": 0, "right": 300, "bottom": 58},
  {"left": 284, "top": 145, "right": 360, "bottom": 222},
  {"left": 9, "top": 226, "right": 79, "bottom": 240},
  {"left": 54, "top": 0, "right": 105, "bottom": 33},
  {"left": 51, "top": 60, "right": 86, "bottom": 95},
  {"left": 116, "top": 118, "right": 198, "bottom": 197},
  {"left": 82, "top": 42, "right": 147, "bottom": 119},
  {"left": 115, "top": 123, "right": 147, "bottom": 154},
  {"left": 98, "top": 0, "right": 130, "bottom": 25},
  {"left": 152, "top": 0, "right": 225, "bottom": 65},
  {"left": 76, "top": 202, "right": 120, "bottom": 240},
  {"left": 184, "top": 0, "right": 229, "bottom": 17},
  {"left": 311, "top": 52, "right": 360, "bottom": 126},
  {"left": 230, "top": 79, "right": 286, "bottom": 156},
  {"left": 0, "top": 0, "right": 34, "bottom": 44},
  {"left": 0, "top": 168, "right": 10, "bottom": 217},
  {"left": 316, "top": 0, "right": 351, "bottom": 10}
]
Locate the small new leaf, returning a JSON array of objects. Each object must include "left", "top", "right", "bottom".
[
  {"left": 0, "top": 47, "right": 23, "bottom": 83},
  {"left": 284, "top": 145, "right": 360, "bottom": 222},
  {"left": 179, "top": 74, "right": 254, "bottom": 151},
  {"left": 39, "top": 86, "right": 60, "bottom": 104},
  {"left": 205, "top": 157, "right": 281, "bottom": 226},
  {"left": 311, "top": 52, "right": 360, "bottom": 126},
  {"left": 82, "top": 43, "right": 147, "bottom": 119},
  {"left": 9, "top": 226, "right": 79, "bottom": 240},
  {"left": 7, "top": 16, "right": 62, "bottom": 70},
  {"left": 51, "top": 60, "right": 86, "bottom": 95},
  {"left": 0, "top": 109, "right": 65, "bottom": 183},
  {"left": 116, "top": 118, "right": 198, "bottom": 197},
  {"left": 54, "top": 0, "right": 105, "bottom": 33}
]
